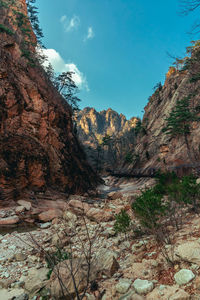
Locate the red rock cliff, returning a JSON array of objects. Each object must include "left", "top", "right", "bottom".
[{"left": 0, "top": 0, "right": 100, "bottom": 199}]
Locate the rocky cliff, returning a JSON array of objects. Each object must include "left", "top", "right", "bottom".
[
  {"left": 76, "top": 107, "right": 137, "bottom": 170},
  {"left": 77, "top": 107, "right": 137, "bottom": 141},
  {"left": 0, "top": 0, "right": 100, "bottom": 201},
  {"left": 133, "top": 49, "right": 200, "bottom": 174}
]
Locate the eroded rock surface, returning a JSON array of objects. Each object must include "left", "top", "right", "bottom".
[{"left": 0, "top": 0, "right": 100, "bottom": 202}]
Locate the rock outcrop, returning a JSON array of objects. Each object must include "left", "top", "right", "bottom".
[
  {"left": 0, "top": 0, "right": 100, "bottom": 202},
  {"left": 76, "top": 107, "right": 138, "bottom": 170},
  {"left": 132, "top": 52, "right": 200, "bottom": 174},
  {"left": 77, "top": 107, "right": 137, "bottom": 140}
]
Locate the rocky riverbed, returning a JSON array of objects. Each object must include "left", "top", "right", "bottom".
[{"left": 1, "top": 177, "right": 200, "bottom": 299}]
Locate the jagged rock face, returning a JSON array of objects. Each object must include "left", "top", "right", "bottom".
[
  {"left": 76, "top": 107, "right": 137, "bottom": 170},
  {"left": 0, "top": 0, "right": 100, "bottom": 198},
  {"left": 77, "top": 107, "right": 137, "bottom": 141},
  {"left": 134, "top": 61, "right": 200, "bottom": 172}
]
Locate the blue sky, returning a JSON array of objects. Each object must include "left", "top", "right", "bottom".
[{"left": 36, "top": 0, "right": 200, "bottom": 119}]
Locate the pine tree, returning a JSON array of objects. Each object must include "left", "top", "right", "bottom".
[{"left": 162, "top": 96, "right": 199, "bottom": 161}]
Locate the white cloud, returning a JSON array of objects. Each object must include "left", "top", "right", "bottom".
[
  {"left": 84, "top": 26, "right": 95, "bottom": 41},
  {"left": 41, "top": 48, "right": 89, "bottom": 91},
  {"left": 60, "top": 15, "right": 80, "bottom": 32}
]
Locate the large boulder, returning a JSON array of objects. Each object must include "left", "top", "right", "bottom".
[
  {"left": 86, "top": 207, "right": 114, "bottom": 222},
  {"left": 17, "top": 200, "right": 32, "bottom": 211},
  {"left": 68, "top": 200, "right": 90, "bottom": 215},
  {"left": 133, "top": 279, "right": 154, "bottom": 295},
  {"left": 146, "top": 285, "right": 190, "bottom": 300},
  {"left": 49, "top": 258, "right": 96, "bottom": 299},
  {"left": 175, "top": 242, "right": 200, "bottom": 265},
  {"left": 0, "top": 216, "right": 19, "bottom": 225},
  {"left": 24, "top": 267, "right": 48, "bottom": 294},
  {"left": 174, "top": 269, "right": 195, "bottom": 285},
  {"left": 96, "top": 248, "right": 120, "bottom": 277},
  {"left": 38, "top": 209, "right": 62, "bottom": 222},
  {"left": 115, "top": 279, "right": 132, "bottom": 294}
]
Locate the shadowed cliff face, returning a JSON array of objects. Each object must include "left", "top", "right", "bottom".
[{"left": 0, "top": 0, "right": 100, "bottom": 198}]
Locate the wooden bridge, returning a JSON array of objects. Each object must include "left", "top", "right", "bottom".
[{"left": 108, "top": 162, "right": 200, "bottom": 178}]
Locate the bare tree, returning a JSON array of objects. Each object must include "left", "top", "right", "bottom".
[
  {"left": 179, "top": 0, "right": 200, "bottom": 15},
  {"left": 16, "top": 212, "right": 101, "bottom": 299},
  {"left": 179, "top": 0, "right": 200, "bottom": 33}
]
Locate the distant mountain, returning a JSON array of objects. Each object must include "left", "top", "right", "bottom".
[{"left": 76, "top": 107, "right": 138, "bottom": 171}]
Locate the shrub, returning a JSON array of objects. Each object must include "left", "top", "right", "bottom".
[
  {"left": 114, "top": 209, "right": 131, "bottom": 234},
  {"left": 0, "top": 24, "right": 14, "bottom": 35},
  {"left": 132, "top": 188, "right": 166, "bottom": 230},
  {"left": 124, "top": 152, "right": 133, "bottom": 163}
]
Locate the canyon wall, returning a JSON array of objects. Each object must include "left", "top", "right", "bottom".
[
  {"left": 0, "top": 0, "right": 100, "bottom": 200},
  {"left": 133, "top": 55, "right": 200, "bottom": 174}
]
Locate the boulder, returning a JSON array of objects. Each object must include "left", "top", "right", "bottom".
[
  {"left": 51, "top": 232, "right": 70, "bottom": 247},
  {"left": 12, "top": 294, "right": 29, "bottom": 300},
  {"left": 116, "top": 279, "right": 132, "bottom": 294},
  {"left": 15, "top": 206, "right": 26, "bottom": 214},
  {"left": 63, "top": 211, "right": 77, "bottom": 223},
  {"left": 125, "top": 259, "right": 156, "bottom": 279},
  {"left": 49, "top": 258, "right": 97, "bottom": 299},
  {"left": 118, "top": 291, "right": 145, "bottom": 300},
  {"left": 0, "top": 288, "right": 25, "bottom": 300},
  {"left": 68, "top": 199, "right": 90, "bottom": 215},
  {"left": 133, "top": 279, "right": 154, "bottom": 295},
  {"left": 0, "top": 216, "right": 19, "bottom": 225},
  {"left": 96, "top": 248, "right": 120, "bottom": 277},
  {"left": 38, "top": 209, "right": 62, "bottom": 222},
  {"left": 17, "top": 200, "right": 32, "bottom": 211},
  {"left": 14, "top": 253, "right": 27, "bottom": 261},
  {"left": 174, "top": 269, "right": 195, "bottom": 285},
  {"left": 24, "top": 267, "right": 48, "bottom": 293},
  {"left": 86, "top": 207, "right": 113, "bottom": 222},
  {"left": 175, "top": 242, "right": 200, "bottom": 265},
  {"left": 146, "top": 285, "right": 190, "bottom": 300},
  {"left": 107, "top": 191, "right": 123, "bottom": 200},
  {"left": 196, "top": 178, "right": 200, "bottom": 184}
]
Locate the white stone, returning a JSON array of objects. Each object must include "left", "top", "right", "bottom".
[
  {"left": 39, "top": 222, "right": 51, "bottom": 229},
  {"left": 174, "top": 269, "right": 195, "bottom": 285},
  {"left": 116, "top": 279, "right": 132, "bottom": 294},
  {"left": 133, "top": 279, "right": 154, "bottom": 295},
  {"left": 196, "top": 178, "right": 200, "bottom": 184}
]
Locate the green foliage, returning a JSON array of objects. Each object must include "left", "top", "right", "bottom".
[
  {"left": 155, "top": 171, "right": 179, "bottom": 193},
  {"left": 190, "top": 73, "right": 200, "bottom": 82},
  {"left": 102, "top": 134, "right": 112, "bottom": 146},
  {"left": 114, "top": 209, "right": 131, "bottom": 234},
  {"left": 26, "top": 0, "right": 44, "bottom": 46},
  {"left": 162, "top": 97, "right": 199, "bottom": 137},
  {"left": 0, "top": 0, "right": 8, "bottom": 8},
  {"left": 167, "top": 175, "right": 200, "bottom": 210},
  {"left": 124, "top": 151, "right": 133, "bottom": 163},
  {"left": 132, "top": 188, "right": 166, "bottom": 229},
  {"left": 134, "top": 119, "right": 147, "bottom": 136},
  {"left": 145, "top": 150, "right": 150, "bottom": 160},
  {"left": 0, "top": 24, "right": 14, "bottom": 35},
  {"left": 153, "top": 82, "right": 162, "bottom": 92},
  {"left": 45, "top": 248, "right": 70, "bottom": 279},
  {"left": 52, "top": 71, "right": 81, "bottom": 112}
]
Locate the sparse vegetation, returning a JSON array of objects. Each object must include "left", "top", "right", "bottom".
[
  {"left": 114, "top": 209, "right": 131, "bottom": 235},
  {"left": 0, "top": 24, "right": 14, "bottom": 35}
]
